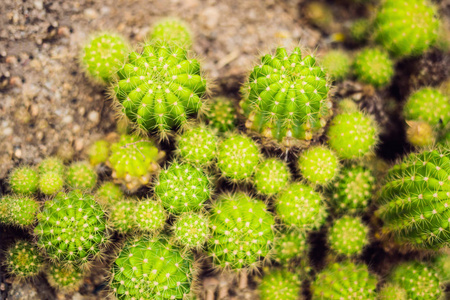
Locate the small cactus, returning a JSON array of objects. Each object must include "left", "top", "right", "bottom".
[
  {"left": 38, "top": 157, "right": 65, "bottom": 175},
  {"left": 150, "top": 18, "right": 192, "bottom": 48},
  {"left": 328, "top": 215, "right": 369, "bottom": 257},
  {"left": 378, "top": 283, "right": 408, "bottom": 300},
  {"left": 88, "top": 140, "right": 110, "bottom": 166},
  {"left": 298, "top": 145, "right": 339, "bottom": 185},
  {"left": 5, "top": 241, "right": 44, "bottom": 279},
  {"left": 172, "top": 212, "right": 209, "bottom": 249},
  {"left": 349, "top": 19, "right": 371, "bottom": 44},
  {"left": 134, "top": 199, "right": 167, "bottom": 233},
  {"left": 95, "top": 182, "right": 124, "bottom": 206},
  {"left": 9, "top": 166, "right": 39, "bottom": 195},
  {"left": 406, "top": 120, "right": 436, "bottom": 147},
  {"left": 0, "top": 195, "right": 39, "bottom": 228},
  {"left": 66, "top": 161, "right": 97, "bottom": 191},
  {"left": 353, "top": 48, "right": 394, "bottom": 88},
  {"left": 46, "top": 263, "right": 84, "bottom": 292},
  {"left": 154, "top": 162, "right": 211, "bottom": 213},
  {"left": 321, "top": 50, "right": 351, "bottom": 81},
  {"left": 273, "top": 228, "right": 308, "bottom": 264},
  {"left": 208, "top": 193, "right": 275, "bottom": 270},
  {"left": 39, "top": 171, "right": 64, "bottom": 195},
  {"left": 109, "top": 199, "right": 136, "bottom": 234},
  {"left": 433, "top": 253, "right": 450, "bottom": 283},
  {"left": 259, "top": 269, "right": 301, "bottom": 300},
  {"left": 206, "top": 97, "right": 237, "bottom": 132},
  {"left": 254, "top": 158, "right": 290, "bottom": 196},
  {"left": 176, "top": 125, "right": 217, "bottom": 166},
  {"left": 305, "top": 2, "right": 334, "bottom": 30}
]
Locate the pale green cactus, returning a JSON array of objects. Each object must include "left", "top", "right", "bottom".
[{"left": 254, "top": 158, "right": 290, "bottom": 196}]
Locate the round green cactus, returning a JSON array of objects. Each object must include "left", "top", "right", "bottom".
[
  {"left": 109, "top": 199, "right": 137, "bottom": 234},
  {"left": 108, "top": 134, "right": 163, "bottom": 191},
  {"left": 150, "top": 18, "right": 192, "bottom": 48},
  {"left": 172, "top": 212, "right": 209, "bottom": 248},
  {"left": 311, "top": 261, "right": 377, "bottom": 299},
  {"left": 46, "top": 263, "right": 84, "bottom": 292},
  {"left": 95, "top": 182, "right": 124, "bottom": 206},
  {"left": 273, "top": 228, "right": 308, "bottom": 264},
  {"left": 110, "top": 237, "right": 193, "bottom": 300},
  {"left": 154, "top": 162, "right": 211, "bottom": 213},
  {"left": 374, "top": 0, "right": 440, "bottom": 57},
  {"left": 321, "top": 50, "right": 351, "bottom": 81},
  {"left": 331, "top": 165, "right": 375, "bottom": 214},
  {"left": 328, "top": 216, "right": 369, "bottom": 257},
  {"left": 39, "top": 171, "right": 64, "bottom": 195},
  {"left": 259, "top": 269, "right": 300, "bottom": 300},
  {"left": 298, "top": 145, "right": 339, "bottom": 185},
  {"left": 113, "top": 41, "right": 208, "bottom": 135},
  {"left": 254, "top": 158, "right": 290, "bottom": 196},
  {"left": 177, "top": 125, "right": 217, "bottom": 166},
  {"left": 134, "top": 199, "right": 167, "bottom": 233},
  {"left": 88, "top": 140, "right": 110, "bottom": 166},
  {"left": 9, "top": 166, "right": 39, "bottom": 195},
  {"left": 206, "top": 97, "right": 237, "bottom": 132},
  {"left": 406, "top": 120, "right": 436, "bottom": 147},
  {"left": 275, "top": 183, "right": 327, "bottom": 230},
  {"left": 305, "top": 2, "right": 334, "bottom": 30},
  {"left": 81, "top": 32, "right": 128, "bottom": 83},
  {"left": 35, "top": 190, "right": 108, "bottom": 265},
  {"left": 0, "top": 195, "right": 39, "bottom": 228},
  {"left": 240, "top": 46, "right": 332, "bottom": 148},
  {"left": 5, "top": 241, "right": 44, "bottom": 279},
  {"left": 388, "top": 261, "right": 442, "bottom": 300},
  {"left": 378, "top": 283, "right": 407, "bottom": 300},
  {"left": 327, "top": 111, "right": 378, "bottom": 159},
  {"left": 353, "top": 48, "right": 394, "bottom": 88},
  {"left": 66, "top": 162, "right": 97, "bottom": 191},
  {"left": 38, "top": 157, "right": 65, "bottom": 175},
  {"left": 208, "top": 193, "right": 275, "bottom": 270},
  {"left": 217, "top": 134, "right": 261, "bottom": 181},
  {"left": 349, "top": 19, "right": 371, "bottom": 44},
  {"left": 377, "top": 148, "right": 450, "bottom": 249},
  {"left": 433, "top": 253, "right": 450, "bottom": 283}
]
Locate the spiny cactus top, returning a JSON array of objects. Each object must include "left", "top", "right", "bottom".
[
  {"left": 82, "top": 33, "right": 128, "bottom": 83},
  {"left": 39, "top": 170, "right": 64, "bottom": 195},
  {"left": 114, "top": 41, "right": 207, "bottom": 135},
  {"left": 0, "top": 195, "right": 39, "bottom": 228},
  {"left": 311, "top": 261, "right": 377, "bottom": 299},
  {"left": 259, "top": 269, "right": 300, "bottom": 300},
  {"left": 206, "top": 97, "right": 237, "bottom": 132},
  {"left": 433, "top": 253, "right": 450, "bottom": 283},
  {"left": 208, "top": 193, "right": 275, "bottom": 270},
  {"left": 353, "top": 48, "right": 394, "bottom": 88},
  {"left": 150, "top": 18, "right": 193, "bottom": 48},
  {"left": 298, "top": 145, "right": 339, "bottom": 185},
  {"left": 328, "top": 216, "right": 369, "bottom": 257},
  {"left": 134, "top": 199, "right": 167, "bottom": 233},
  {"left": 275, "top": 183, "right": 327, "bottom": 230},
  {"left": 349, "top": 19, "right": 371, "bottom": 44},
  {"left": 9, "top": 166, "right": 39, "bottom": 195},
  {"left": 96, "top": 181, "right": 124, "bottom": 206},
  {"left": 273, "top": 228, "right": 308, "bottom": 264},
  {"left": 378, "top": 283, "right": 407, "bottom": 300},
  {"left": 154, "top": 162, "right": 211, "bottom": 213},
  {"left": 177, "top": 125, "right": 217, "bottom": 166},
  {"left": 321, "top": 50, "right": 351, "bottom": 81},
  {"left": 46, "top": 263, "right": 84, "bottom": 292},
  {"left": 172, "top": 212, "right": 209, "bottom": 249},
  {"left": 406, "top": 120, "right": 436, "bottom": 147},
  {"left": 374, "top": 0, "right": 440, "bottom": 57},
  {"left": 241, "top": 46, "right": 331, "bottom": 147},
  {"left": 35, "top": 190, "right": 108, "bottom": 265},
  {"left": 109, "top": 199, "right": 136, "bottom": 234},
  {"left": 5, "top": 240, "right": 44, "bottom": 279},
  {"left": 254, "top": 158, "right": 290, "bottom": 196},
  {"left": 388, "top": 261, "right": 442, "bottom": 300},
  {"left": 377, "top": 149, "right": 450, "bottom": 249},
  {"left": 38, "top": 157, "right": 65, "bottom": 175},
  {"left": 88, "top": 140, "right": 110, "bottom": 166},
  {"left": 66, "top": 161, "right": 98, "bottom": 191},
  {"left": 110, "top": 237, "right": 193, "bottom": 300}
]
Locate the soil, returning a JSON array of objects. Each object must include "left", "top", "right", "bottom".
[{"left": 1, "top": 0, "right": 450, "bottom": 299}]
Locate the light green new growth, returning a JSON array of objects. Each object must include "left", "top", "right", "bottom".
[
  {"left": 109, "top": 199, "right": 136, "bottom": 234},
  {"left": 321, "top": 50, "right": 351, "bottom": 81},
  {"left": 208, "top": 193, "right": 275, "bottom": 270},
  {"left": 38, "top": 157, "right": 65, "bottom": 175},
  {"left": 298, "top": 145, "right": 339, "bottom": 185},
  {"left": 217, "top": 134, "right": 261, "bottom": 181},
  {"left": 350, "top": 19, "right": 371, "bottom": 44},
  {"left": 9, "top": 166, "right": 39, "bottom": 195},
  {"left": 88, "top": 140, "right": 110, "bottom": 166},
  {"left": 177, "top": 125, "right": 217, "bottom": 166},
  {"left": 172, "top": 212, "right": 209, "bottom": 248},
  {"left": 134, "top": 199, "right": 167, "bottom": 233},
  {"left": 95, "top": 182, "right": 124, "bottom": 206},
  {"left": 39, "top": 171, "right": 64, "bottom": 195},
  {"left": 275, "top": 182, "right": 327, "bottom": 230},
  {"left": 259, "top": 269, "right": 300, "bottom": 300},
  {"left": 154, "top": 162, "right": 211, "bottom": 213},
  {"left": 206, "top": 97, "right": 237, "bottom": 132},
  {"left": 433, "top": 253, "right": 450, "bottom": 283},
  {"left": 0, "top": 195, "right": 39, "bottom": 228},
  {"left": 353, "top": 48, "right": 394, "bottom": 88},
  {"left": 327, "top": 111, "right": 378, "bottom": 159},
  {"left": 47, "top": 263, "right": 84, "bottom": 292},
  {"left": 5, "top": 241, "right": 44, "bottom": 279},
  {"left": 338, "top": 98, "right": 359, "bottom": 114},
  {"left": 378, "top": 283, "right": 407, "bottom": 300},
  {"left": 150, "top": 18, "right": 192, "bottom": 48},
  {"left": 254, "top": 158, "right": 290, "bottom": 196},
  {"left": 66, "top": 161, "right": 97, "bottom": 191},
  {"left": 328, "top": 216, "right": 369, "bottom": 257},
  {"left": 273, "top": 229, "right": 308, "bottom": 264}
]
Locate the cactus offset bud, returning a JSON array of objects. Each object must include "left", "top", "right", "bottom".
[
  {"left": 46, "top": 263, "right": 84, "bottom": 292},
  {"left": 109, "top": 199, "right": 136, "bottom": 234},
  {"left": 66, "top": 161, "right": 97, "bottom": 191},
  {"left": 154, "top": 162, "right": 211, "bottom": 213},
  {"left": 177, "top": 125, "right": 217, "bottom": 166},
  {"left": 374, "top": 0, "right": 440, "bottom": 57},
  {"left": 327, "top": 111, "right": 378, "bottom": 159},
  {"left": 378, "top": 283, "right": 407, "bottom": 300},
  {"left": 321, "top": 50, "right": 351, "bottom": 82},
  {"left": 39, "top": 171, "right": 64, "bottom": 195},
  {"left": 5, "top": 241, "right": 44, "bottom": 279},
  {"left": 208, "top": 193, "right": 275, "bottom": 270},
  {"left": 35, "top": 190, "right": 108, "bottom": 265},
  {"left": 113, "top": 41, "right": 208, "bottom": 135},
  {"left": 95, "top": 182, "right": 124, "bottom": 206},
  {"left": 110, "top": 237, "right": 193, "bottom": 299},
  {"left": 9, "top": 166, "right": 39, "bottom": 195},
  {"left": 240, "top": 46, "right": 331, "bottom": 148},
  {"left": 172, "top": 212, "right": 209, "bottom": 249},
  {"left": 298, "top": 145, "right": 339, "bottom": 185},
  {"left": 134, "top": 199, "right": 167, "bottom": 233},
  {"left": 311, "top": 261, "right": 377, "bottom": 299},
  {"left": 206, "top": 97, "right": 237, "bottom": 132},
  {"left": 349, "top": 19, "right": 371, "bottom": 44},
  {"left": 217, "top": 134, "right": 261, "bottom": 181},
  {"left": 337, "top": 98, "right": 359, "bottom": 114},
  {"left": 328, "top": 216, "right": 369, "bottom": 257},
  {"left": 406, "top": 120, "right": 436, "bottom": 147},
  {"left": 88, "top": 140, "right": 110, "bottom": 166},
  {"left": 353, "top": 48, "right": 394, "bottom": 88},
  {"left": 0, "top": 195, "right": 39, "bottom": 228},
  {"left": 275, "top": 183, "right": 327, "bottom": 230},
  {"left": 150, "top": 18, "right": 192, "bottom": 48},
  {"left": 273, "top": 228, "right": 308, "bottom": 264},
  {"left": 259, "top": 269, "right": 301, "bottom": 300},
  {"left": 433, "top": 253, "right": 450, "bottom": 283},
  {"left": 254, "top": 158, "right": 290, "bottom": 196},
  {"left": 81, "top": 32, "right": 128, "bottom": 83},
  {"left": 38, "top": 157, "right": 65, "bottom": 175}
]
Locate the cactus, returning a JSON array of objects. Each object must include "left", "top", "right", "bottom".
[
  {"left": 109, "top": 199, "right": 136, "bottom": 234},
  {"left": 110, "top": 237, "right": 193, "bottom": 300},
  {"left": 378, "top": 283, "right": 407, "bottom": 300},
  {"left": 35, "top": 190, "right": 108, "bottom": 265},
  {"left": 172, "top": 212, "right": 209, "bottom": 249},
  {"left": 349, "top": 19, "right": 371, "bottom": 44},
  {"left": 259, "top": 269, "right": 301, "bottom": 300},
  {"left": 240, "top": 46, "right": 332, "bottom": 148},
  {"left": 81, "top": 32, "right": 128, "bottom": 83},
  {"left": 273, "top": 228, "right": 308, "bottom": 264},
  {"left": 95, "top": 182, "right": 124, "bottom": 206},
  {"left": 432, "top": 253, "right": 450, "bottom": 283},
  {"left": 108, "top": 134, "right": 163, "bottom": 191},
  {"left": 88, "top": 140, "right": 110, "bottom": 166},
  {"left": 134, "top": 199, "right": 167, "bottom": 233},
  {"left": 39, "top": 171, "right": 64, "bottom": 195},
  {"left": 406, "top": 120, "right": 436, "bottom": 147},
  {"left": 217, "top": 134, "right": 261, "bottom": 181},
  {"left": 38, "top": 156, "right": 65, "bottom": 175},
  {"left": 311, "top": 261, "right": 377, "bottom": 299},
  {"left": 254, "top": 158, "right": 290, "bottom": 196},
  {"left": 374, "top": 0, "right": 440, "bottom": 57},
  {"left": 5, "top": 241, "right": 44, "bottom": 279},
  {"left": 176, "top": 125, "right": 217, "bottom": 166},
  {"left": 150, "top": 18, "right": 192, "bottom": 48},
  {"left": 0, "top": 195, "right": 39, "bottom": 228},
  {"left": 327, "top": 111, "right": 378, "bottom": 159},
  {"left": 298, "top": 145, "right": 339, "bottom": 185},
  {"left": 113, "top": 40, "right": 208, "bottom": 136},
  {"left": 206, "top": 97, "right": 237, "bottom": 132},
  {"left": 208, "top": 193, "right": 275, "bottom": 270},
  {"left": 66, "top": 161, "right": 98, "bottom": 191},
  {"left": 331, "top": 165, "right": 375, "bottom": 214},
  {"left": 46, "top": 263, "right": 84, "bottom": 292},
  {"left": 328, "top": 216, "right": 369, "bottom": 257},
  {"left": 154, "top": 162, "right": 211, "bottom": 213},
  {"left": 275, "top": 182, "right": 327, "bottom": 230},
  {"left": 353, "top": 48, "right": 394, "bottom": 88},
  {"left": 9, "top": 166, "right": 39, "bottom": 195},
  {"left": 321, "top": 50, "right": 351, "bottom": 81},
  {"left": 377, "top": 148, "right": 450, "bottom": 249},
  {"left": 305, "top": 2, "right": 334, "bottom": 30},
  {"left": 388, "top": 261, "right": 442, "bottom": 300}
]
